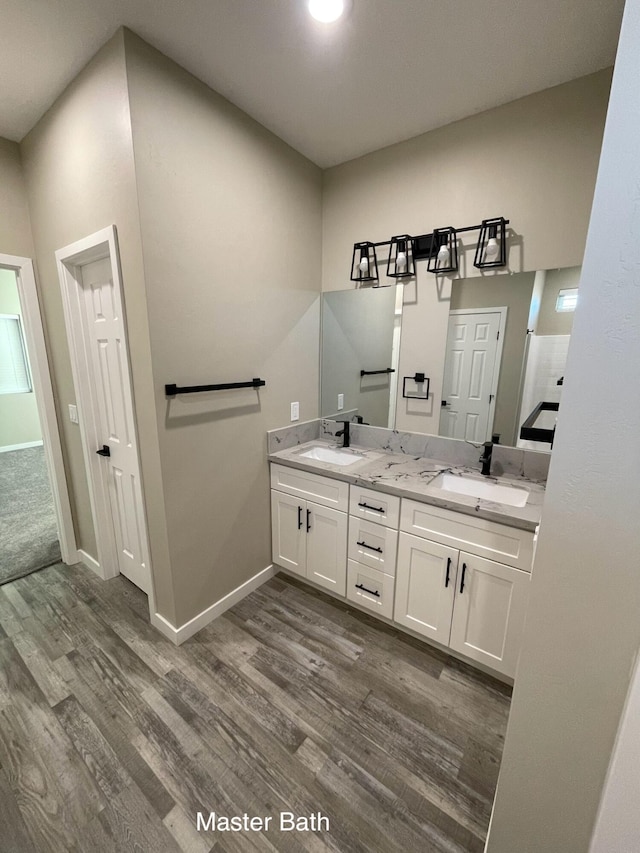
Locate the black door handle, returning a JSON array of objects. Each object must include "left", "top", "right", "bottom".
[
  {"left": 445, "top": 557, "right": 451, "bottom": 588},
  {"left": 297, "top": 506, "right": 303, "bottom": 530},
  {"left": 96, "top": 445, "right": 111, "bottom": 457},
  {"left": 460, "top": 562, "right": 467, "bottom": 594},
  {"left": 306, "top": 509, "right": 311, "bottom": 532},
  {"left": 357, "top": 540, "right": 383, "bottom": 554},
  {"left": 357, "top": 501, "right": 385, "bottom": 513},
  {"left": 355, "top": 583, "right": 380, "bottom": 598}
]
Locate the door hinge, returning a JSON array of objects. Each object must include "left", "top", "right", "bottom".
[{"left": 496, "top": 331, "right": 500, "bottom": 340}]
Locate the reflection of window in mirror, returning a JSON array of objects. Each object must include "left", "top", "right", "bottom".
[{"left": 555, "top": 288, "right": 578, "bottom": 312}]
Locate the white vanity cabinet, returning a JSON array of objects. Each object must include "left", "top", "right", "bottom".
[
  {"left": 394, "top": 499, "right": 534, "bottom": 678},
  {"left": 270, "top": 465, "right": 348, "bottom": 595}
]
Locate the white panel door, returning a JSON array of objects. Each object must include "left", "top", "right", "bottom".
[
  {"left": 394, "top": 532, "right": 458, "bottom": 644},
  {"left": 449, "top": 552, "right": 530, "bottom": 678},
  {"left": 439, "top": 311, "right": 502, "bottom": 442},
  {"left": 271, "top": 490, "right": 306, "bottom": 577},
  {"left": 306, "top": 501, "right": 347, "bottom": 596},
  {"left": 79, "top": 257, "right": 150, "bottom": 593}
]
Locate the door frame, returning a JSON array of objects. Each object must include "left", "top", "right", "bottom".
[
  {"left": 445, "top": 307, "right": 507, "bottom": 441},
  {"left": 0, "top": 253, "right": 77, "bottom": 564},
  {"left": 55, "top": 226, "right": 152, "bottom": 590}
]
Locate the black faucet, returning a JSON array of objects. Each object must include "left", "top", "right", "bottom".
[
  {"left": 479, "top": 441, "right": 493, "bottom": 476},
  {"left": 335, "top": 420, "right": 350, "bottom": 448}
]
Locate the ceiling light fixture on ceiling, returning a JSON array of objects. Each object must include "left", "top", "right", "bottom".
[{"left": 308, "top": 0, "right": 346, "bottom": 24}]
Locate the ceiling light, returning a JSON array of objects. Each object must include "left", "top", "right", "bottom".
[{"left": 308, "top": 0, "right": 346, "bottom": 23}]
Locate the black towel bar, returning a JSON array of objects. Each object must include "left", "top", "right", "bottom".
[
  {"left": 360, "top": 368, "right": 395, "bottom": 377},
  {"left": 165, "top": 378, "right": 266, "bottom": 396}
]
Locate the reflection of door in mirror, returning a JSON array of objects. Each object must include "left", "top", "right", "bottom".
[{"left": 440, "top": 309, "right": 505, "bottom": 442}]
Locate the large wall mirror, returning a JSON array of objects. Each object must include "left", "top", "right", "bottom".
[{"left": 320, "top": 265, "right": 580, "bottom": 451}]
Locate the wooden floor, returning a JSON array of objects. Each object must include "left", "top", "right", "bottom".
[{"left": 0, "top": 563, "right": 511, "bottom": 853}]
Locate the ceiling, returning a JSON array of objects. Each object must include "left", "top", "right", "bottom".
[{"left": 2, "top": 0, "right": 625, "bottom": 167}]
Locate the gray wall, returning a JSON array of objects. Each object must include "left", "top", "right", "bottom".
[
  {"left": 20, "top": 31, "right": 173, "bottom": 617},
  {"left": 321, "top": 286, "right": 397, "bottom": 426},
  {"left": 538, "top": 265, "right": 581, "bottom": 336},
  {"left": 322, "top": 70, "right": 611, "bottom": 437},
  {"left": 124, "top": 32, "right": 323, "bottom": 626},
  {"left": 450, "top": 272, "right": 535, "bottom": 446},
  {"left": 487, "top": 1, "right": 640, "bottom": 848},
  {"left": 0, "top": 138, "right": 35, "bottom": 259}
]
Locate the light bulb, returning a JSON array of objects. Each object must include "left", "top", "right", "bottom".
[
  {"left": 308, "top": 0, "right": 345, "bottom": 23},
  {"left": 484, "top": 237, "right": 499, "bottom": 262},
  {"left": 396, "top": 251, "right": 407, "bottom": 274},
  {"left": 359, "top": 255, "right": 369, "bottom": 276},
  {"left": 437, "top": 243, "right": 450, "bottom": 267}
]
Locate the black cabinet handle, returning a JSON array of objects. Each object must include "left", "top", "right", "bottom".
[
  {"left": 357, "top": 540, "right": 383, "bottom": 554},
  {"left": 445, "top": 557, "right": 451, "bottom": 588},
  {"left": 460, "top": 562, "right": 467, "bottom": 594},
  {"left": 297, "top": 506, "right": 303, "bottom": 530},
  {"left": 355, "top": 583, "right": 380, "bottom": 598},
  {"left": 357, "top": 501, "right": 385, "bottom": 513},
  {"left": 96, "top": 445, "right": 111, "bottom": 457},
  {"left": 306, "top": 509, "right": 311, "bottom": 532}
]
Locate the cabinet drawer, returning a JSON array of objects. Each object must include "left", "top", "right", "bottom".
[
  {"left": 349, "top": 485, "right": 400, "bottom": 528},
  {"left": 348, "top": 516, "right": 398, "bottom": 575},
  {"left": 400, "top": 499, "right": 534, "bottom": 571},
  {"left": 270, "top": 464, "right": 348, "bottom": 512},
  {"left": 346, "top": 560, "right": 395, "bottom": 620}
]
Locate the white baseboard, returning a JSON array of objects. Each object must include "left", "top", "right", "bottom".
[
  {"left": 77, "top": 548, "right": 102, "bottom": 577},
  {"left": 0, "top": 440, "right": 44, "bottom": 453},
  {"left": 150, "top": 564, "right": 276, "bottom": 646}
]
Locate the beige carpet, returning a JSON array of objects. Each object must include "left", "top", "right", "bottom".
[{"left": 0, "top": 446, "right": 61, "bottom": 585}]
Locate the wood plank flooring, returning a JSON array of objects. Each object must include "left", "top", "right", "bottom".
[{"left": 0, "top": 563, "right": 511, "bottom": 852}]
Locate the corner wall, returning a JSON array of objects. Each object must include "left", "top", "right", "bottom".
[
  {"left": 124, "top": 32, "right": 323, "bottom": 626},
  {"left": 486, "top": 1, "right": 640, "bottom": 848},
  {"left": 20, "top": 30, "right": 174, "bottom": 620},
  {"left": 322, "top": 70, "right": 611, "bottom": 435}
]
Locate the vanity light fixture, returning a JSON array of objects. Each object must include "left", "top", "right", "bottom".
[
  {"left": 474, "top": 217, "right": 507, "bottom": 269},
  {"left": 428, "top": 227, "right": 458, "bottom": 274},
  {"left": 387, "top": 235, "right": 415, "bottom": 278},
  {"left": 350, "top": 241, "right": 379, "bottom": 283}
]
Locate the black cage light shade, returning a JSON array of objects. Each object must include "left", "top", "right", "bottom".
[
  {"left": 350, "top": 241, "right": 379, "bottom": 283},
  {"left": 474, "top": 217, "right": 507, "bottom": 269},
  {"left": 386, "top": 235, "right": 415, "bottom": 278},
  {"left": 428, "top": 227, "right": 458, "bottom": 274}
]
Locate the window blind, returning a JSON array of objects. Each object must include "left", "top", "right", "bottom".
[{"left": 0, "top": 314, "right": 32, "bottom": 394}]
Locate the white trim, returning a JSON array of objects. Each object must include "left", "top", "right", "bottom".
[
  {"left": 448, "top": 306, "right": 507, "bottom": 441},
  {"left": 55, "top": 226, "right": 153, "bottom": 598},
  {"left": 0, "top": 254, "right": 77, "bottom": 564},
  {"left": 150, "top": 564, "right": 276, "bottom": 645},
  {"left": 77, "top": 548, "right": 101, "bottom": 577},
  {"left": 0, "top": 440, "right": 44, "bottom": 453}
]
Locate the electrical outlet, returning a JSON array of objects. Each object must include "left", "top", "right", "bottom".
[
  {"left": 337, "top": 393, "right": 344, "bottom": 411},
  {"left": 290, "top": 401, "right": 300, "bottom": 422},
  {"left": 68, "top": 404, "right": 78, "bottom": 424}
]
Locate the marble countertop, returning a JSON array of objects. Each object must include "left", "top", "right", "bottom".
[{"left": 268, "top": 439, "right": 544, "bottom": 532}]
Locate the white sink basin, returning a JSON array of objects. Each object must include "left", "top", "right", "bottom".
[
  {"left": 299, "top": 445, "right": 366, "bottom": 467},
  {"left": 435, "top": 473, "right": 529, "bottom": 507}
]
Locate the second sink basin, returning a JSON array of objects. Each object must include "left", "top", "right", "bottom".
[
  {"left": 299, "top": 445, "right": 366, "bottom": 467},
  {"left": 434, "top": 472, "right": 529, "bottom": 507}
]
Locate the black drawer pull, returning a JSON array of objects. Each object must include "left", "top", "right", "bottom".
[
  {"left": 460, "top": 562, "right": 467, "bottom": 594},
  {"left": 355, "top": 583, "right": 380, "bottom": 598},
  {"left": 306, "top": 509, "right": 311, "bottom": 532},
  {"left": 357, "top": 501, "right": 385, "bottom": 514},
  {"left": 445, "top": 557, "right": 451, "bottom": 588},
  {"left": 297, "top": 506, "right": 303, "bottom": 530},
  {"left": 357, "top": 540, "right": 383, "bottom": 554}
]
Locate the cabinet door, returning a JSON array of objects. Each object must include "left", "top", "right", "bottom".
[
  {"left": 449, "top": 552, "right": 530, "bottom": 678},
  {"left": 271, "top": 490, "right": 306, "bottom": 578},
  {"left": 306, "top": 501, "right": 347, "bottom": 596},
  {"left": 394, "top": 532, "right": 458, "bottom": 644}
]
